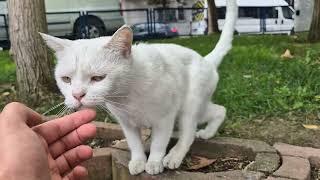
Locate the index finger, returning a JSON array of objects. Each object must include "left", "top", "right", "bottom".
[
  {"left": 1, "top": 102, "right": 44, "bottom": 127},
  {"left": 33, "top": 109, "right": 96, "bottom": 144}
]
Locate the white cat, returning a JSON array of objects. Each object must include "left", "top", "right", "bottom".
[{"left": 40, "top": 0, "right": 237, "bottom": 175}]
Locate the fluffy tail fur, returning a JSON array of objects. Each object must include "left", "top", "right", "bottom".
[{"left": 204, "top": 0, "right": 238, "bottom": 67}]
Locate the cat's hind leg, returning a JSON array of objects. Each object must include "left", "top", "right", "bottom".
[
  {"left": 196, "top": 103, "right": 226, "bottom": 139},
  {"left": 162, "top": 99, "right": 202, "bottom": 169}
]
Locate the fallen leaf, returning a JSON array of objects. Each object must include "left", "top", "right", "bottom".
[
  {"left": 243, "top": 75, "right": 252, "bottom": 79},
  {"left": 187, "top": 156, "right": 216, "bottom": 170},
  {"left": 2, "top": 92, "right": 10, "bottom": 97},
  {"left": 302, "top": 124, "right": 320, "bottom": 130},
  {"left": 281, "top": 49, "right": 294, "bottom": 59},
  {"left": 315, "top": 95, "right": 320, "bottom": 101}
]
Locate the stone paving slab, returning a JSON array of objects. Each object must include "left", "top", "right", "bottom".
[
  {"left": 209, "top": 137, "right": 277, "bottom": 154},
  {"left": 86, "top": 122, "right": 320, "bottom": 180},
  {"left": 111, "top": 137, "right": 279, "bottom": 176},
  {"left": 111, "top": 149, "right": 265, "bottom": 180},
  {"left": 266, "top": 177, "right": 292, "bottom": 180},
  {"left": 272, "top": 156, "right": 311, "bottom": 180},
  {"left": 94, "top": 122, "right": 125, "bottom": 140},
  {"left": 247, "top": 152, "right": 280, "bottom": 174},
  {"left": 274, "top": 142, "right": 320, "bottom": 167},
  {"left": 83, "top": 147, "right": 116, "bottom": 180}
]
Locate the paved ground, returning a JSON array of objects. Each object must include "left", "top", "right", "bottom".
[
  {"left": 86, "top": 122, "right": 320, "bottom": 180},
  {"left": 269, "top": 143, "right": 320, "bottom": 180}
]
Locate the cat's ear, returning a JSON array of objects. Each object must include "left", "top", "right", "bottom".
[
  {"left": 39, "top": 32, "right": 72, "bottom": 52},
  {"left": 106, "top": 25, "right": 133, "bottom": 58}
]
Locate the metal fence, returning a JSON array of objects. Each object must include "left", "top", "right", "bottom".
[
  {"left": 0, "top": 7, "right": 210, "bottom": 45},
  {"left": 0, "top": 6, "right": 294, "bottom": 47}
]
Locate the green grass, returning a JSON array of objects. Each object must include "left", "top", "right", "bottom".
[
  {"left": 150, "top": 34, "right": 320, "bottom": 122},
  {"left": 0, "top": 51, "right": 15, "bottom": 84},
  {"left": 1, "top": 35, "right": 320, "bottom": 121},
  {"left": 1, "top": 34, "right": 320, "bottom": 146}
]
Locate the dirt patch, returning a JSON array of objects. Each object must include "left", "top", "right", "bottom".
[
  {"left": 88, "top": 138, "right": 106, "bottom": 149},
  {"left": 181, "top": 155, "right": 252, "bottom": 173},
  {"left": 221, "top": 115, "right": 320, "bottom": 148},
  {"left": 88, "top": 138, "right": 117, "bottom": 149}
]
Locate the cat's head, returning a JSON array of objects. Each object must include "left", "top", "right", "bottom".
[{"left": 40, "top": 25, "right": 133, "bottom": 110}]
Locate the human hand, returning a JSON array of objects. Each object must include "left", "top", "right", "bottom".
[{"left": 0, "top": 102, "right": 97, "bottom": 180}]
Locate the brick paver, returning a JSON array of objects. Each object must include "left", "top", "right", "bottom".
[
  {"left": 274, "top": 142, "right": 320, "bottom": 167},
  {"left": 272, "top": 156, "right": 311, "bottom": 180}
]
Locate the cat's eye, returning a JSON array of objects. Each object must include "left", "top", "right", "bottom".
[
  {"left": 91, "top": 75, "right": 106, "bottom": 82},
  {"left": 61, "top": 76, "right": 71, "bottom": 84}
]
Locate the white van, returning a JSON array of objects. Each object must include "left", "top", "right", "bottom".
[
  {"left": 215, "top": 0, "right": 295, "bottom": 35},
  {"left": 0, "top": 0, "right": 124, "bottom": 41}
]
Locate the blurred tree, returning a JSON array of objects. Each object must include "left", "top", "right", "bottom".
[
  {"left": 8, "top": 0, "right": 55, "bottom": 106},
  {"left": 308, "top": 0, "right": 320, "bottom": 42},
  {"left": 207, "top": 0, "right": 219, "bottom": 34}
]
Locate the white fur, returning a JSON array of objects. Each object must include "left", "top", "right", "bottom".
[{"left": 40, "top": 0, "right": 237, "bottom": 175}]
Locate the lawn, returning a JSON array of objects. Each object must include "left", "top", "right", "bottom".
[{"left": 1, "top": 34, "right": 320, "bottom": 147}]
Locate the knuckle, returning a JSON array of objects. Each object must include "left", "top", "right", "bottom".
[{"left": 2, "top": 102, "right": 25, "bottom": 113}]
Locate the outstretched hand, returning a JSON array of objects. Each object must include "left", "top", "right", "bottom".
[{"left": 0, "top": 102, "right": 97, "bottom": 180}]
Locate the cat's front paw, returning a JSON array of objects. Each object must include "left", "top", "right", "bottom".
[
  {"left": 163, "top": 148, "right": 184, "bottom": 169},
  {"left": 128, "top": 159, "right": 146, "bottom": 175},
  {"left": 196, "top": 129, "right": 213, "bottom": 139},
  {"left": 145, "top": 161, "right": 164, "bottom": 175}
]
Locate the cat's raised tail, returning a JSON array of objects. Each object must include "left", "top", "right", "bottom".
[{"left": 204, "top": 0, "right": 238, "bottom": 68}]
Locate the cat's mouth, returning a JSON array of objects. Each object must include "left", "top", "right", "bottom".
[
  {"left": 74, "top": 104, "right": 86, "bottom": 111},
  {"left": 73, "top": 104, "right": 96, "bottom": 112}
]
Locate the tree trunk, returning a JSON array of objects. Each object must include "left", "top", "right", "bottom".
[
  {"left": 8, "top": 0, "right": 55, "bottom": 106},
  {"left": 162, "top": 0, "right": 167, "bottom": 8},
  {"left": 308, "top": 0, "right": 320, "bottom": 42},
  {"left": 207, "top": 0, "right": 219, "bottom": 34}
]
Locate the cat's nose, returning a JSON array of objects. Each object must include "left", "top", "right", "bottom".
[{"left": 72, "top": 92, "right": 86, "bottom": 101}]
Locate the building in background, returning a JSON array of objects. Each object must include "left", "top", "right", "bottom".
[{"left": 120, "top": 0, "right": 207, "bottom": 35}]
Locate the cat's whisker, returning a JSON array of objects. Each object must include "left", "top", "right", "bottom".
[
  {"left": 97, "top": 104, "right": 112, "bottom": 115},
  {"left": 103, "top": 99, "right": 136, "bottom": 110},
  {"left": 56, "top": 108, "right": 65, "bottom": 118},
  {"left": 60, "top": 107, "right": 70, "bottom": 117},
  {"left": 42, "top": 102, "right": 65, "bottom": 116},
  {"left": 56, "top": 105, "right": 69, "bottom": 118},
  {"left": 96, "top": 105, "right": 103, "bottom": 112},
  {"left": 90, "top": 94, "right": 128, "bottom": 98},
  {"left": 103, "top": 102, "right": 132, "bottom": 114},
  {"left": 88, "top": 95, "right": 128, "bottom": 100},
  {"left": 66, "top": 108, "right": 73, "bottom": 115},
  {"left": 55, "top": 105, "right": 65, "bottom": 117},
  {"left": 105, "top": 95, "right": 128, "bottom": 98}
]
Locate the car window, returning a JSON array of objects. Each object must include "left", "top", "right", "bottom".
[
  {"left": 154, "top": 23, "right": 164, "bottom": 28},
  {"left": 264, "top": 7, "right": 278, "bottom": 19},
  {"left": 217, "top": 7, "right": 226, "bottom": 19},
  {"left": 239, "top": 7, "right": 259, "bottom": 18},
  {"left": 133, "top": 24, "right": 146, "bottom": 33},
  {"left": 282, "top": 6, "right": 293, "bottom": 19}
]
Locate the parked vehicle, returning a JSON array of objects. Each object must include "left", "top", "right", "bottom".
[
  {"left": 215, "top": 0, "right": 295, "bottom": 35},
  {"left": 0, "top": 0, "right": 124, "bottom": 41},
  {"left": 132, "top": 23, "right": 178, "bottom": 40}
]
